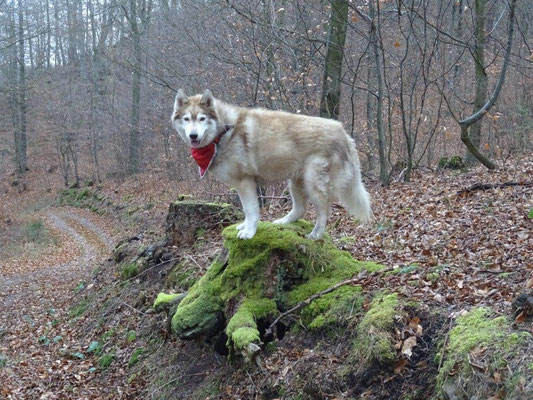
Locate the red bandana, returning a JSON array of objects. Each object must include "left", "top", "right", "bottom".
[
  {"left": 191, "top": 139, "right": 219, "bottom": 178},
  {"left": 190, "top": 126, "right": 233, "bottom": 178}
]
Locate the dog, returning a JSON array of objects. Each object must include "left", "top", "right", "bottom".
[{"left": 171, "top": 89, "right": 372, "bottom": 240}]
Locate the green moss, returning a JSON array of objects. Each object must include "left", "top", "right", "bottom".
[
  {"left": 126, "top": 330, "right": 136, "bottom": 342},
  {"left": 76, "top": 188, "right": 91, "bottom": 200},
  {"left": 426, "top": 272, "right": 440, "bottom": 282},
  {"left": 99, "top": 353, "right": 114, "bottom": 370},
  {"left": 351, "top": 293, "right": 400, "bottom": 367},
  {"left": 153, "top": 293, "right": 181, "bottom": 312},
  {"left": 69, "top": 297, "right": 92, "bottom": 318},
  {"left": 128, "top": 347, "right": 144, "bottom": 367},
  {"left": 436, "top": 307, "right": 531, "bottom": 399},
  {"left": 226, "top": 299, "right": 277, "bottom": 351},
  {"left": 120, "top": 257, "right": 148, "bottom": 281},
  {"left": 56, "top": 188, "right": 108, "bottom": 214},
  {"left": 171, "top": 221, "right": 384, "bottom": 353},
  {"left": 438, "top": 155, "right": 465, "bottom": 170},
  {"left": 308, "top": 286, "right": 364, "bottom": 329},
  {"left": 120, "top": 262, "right": 138, "bottom": 280},
  {"left": 167, "top": 261, "right": 198, "bottom": 291}
]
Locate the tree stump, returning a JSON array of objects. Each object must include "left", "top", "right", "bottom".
[
  {"left": 165, "top": 199, "right": 243, "bottom": 246},
  {"left": 164, "top": 221, "right": 384, "bottom": 362}
]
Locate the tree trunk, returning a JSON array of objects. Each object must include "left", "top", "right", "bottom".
[
  {"left": 465, "top": 0, "right": 488, "bottom": 164},
  {"left": 319, "top": 0, "right": 348, "bottom": 120},
  {"left": 17, "top": 0, "right": 28, "bottom": 174},
  {"left": 128, "top": 20, "right": 142, "bottom": 174},
  {"left": 369, "top": 0, "right": 388, "bottom": 186},
  {"left": 459, "top": 0, "right": 517, "bottom": 170},
  {"left": 126, "top": 0, "right": 147, "bottom": 175}
]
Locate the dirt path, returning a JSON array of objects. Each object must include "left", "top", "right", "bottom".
[{"left": 0, "top": 208, "right": 114, "bottom": 399}]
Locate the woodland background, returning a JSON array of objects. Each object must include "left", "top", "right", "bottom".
[{"left": 1, "top": 0, "right": 532, "bottom": 190}]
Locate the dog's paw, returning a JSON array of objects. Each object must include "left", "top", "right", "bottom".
[
  {"left": 236, "top": 222, "right": 245, "bottom": 231},
  {"left": 273, "top": 217, "right": 290, "bottom": 225},
  {"left": 305, "top": 230, "right": 323, "bottom": 240},
  {"left": 237, "top": 227, "right": 256, "bottom": 239}
]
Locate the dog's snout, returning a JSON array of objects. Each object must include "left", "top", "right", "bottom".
[{"left": 189, "top": 132, "right": 198, "bottom": 140}]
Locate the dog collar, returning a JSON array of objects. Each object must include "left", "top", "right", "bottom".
[{"left": 190, "top": 125, "right": 234, "bottom": 178}]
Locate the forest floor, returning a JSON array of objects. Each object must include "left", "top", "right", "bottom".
[
  {"left": 0, "top": 158, "right": 531, "bottom": 399},
  {"left": 0, "top": 207, "right": 121, "bottom": 399}
]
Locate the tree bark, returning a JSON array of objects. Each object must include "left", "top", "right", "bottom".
[
  {"left": 465, "top": 0, "right": 488, "bottom": 164},
  {"left": 459, "top": 0, "right": 517, "bottom": 170},
  {"left": 17, "top": 0, "right": 28, "bottom": 174},
  {"left": 368, "top": 0, "right": 388, "bottom": 186},
  {"left": 125, "top": 0, "right": 151, "bottom": 175},
  {"left": 320, "top": 0, "right": 349, "bottom": 120}
]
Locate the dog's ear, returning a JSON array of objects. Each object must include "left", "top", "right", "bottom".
[
  {"left": 200, "top": 89, "right": 214, "bottom": 109},
  {"left": 174, "top": 89, "right": 189, "bottom": 112}
]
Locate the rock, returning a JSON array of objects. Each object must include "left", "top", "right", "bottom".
[{"left": 165, "top": 199, "right": 243, "bottom": 246}]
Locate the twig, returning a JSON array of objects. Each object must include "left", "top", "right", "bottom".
[
  {"left": 265, "top": 266, "right": 395, "bottom": 338},
  {"left": 477, "top": 269, "right": 506, "bottom": 274},
  {"left": 121, "top": 301, "right": 146, "bottom": 315},
  {"left": 457, "top": 181, "right": 531, "bottom": 195},
  {"left": 438, "top": 317, "right": 455, "bottom": 372},
  {"left": 186, "top": 254, "right": 203, "bottom": 270}
]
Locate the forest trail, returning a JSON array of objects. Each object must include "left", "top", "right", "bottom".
[{"left": 0, "top": 208, "right": 115, "bottom": 399}]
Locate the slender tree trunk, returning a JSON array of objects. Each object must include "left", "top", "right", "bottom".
[
  {"left": 320, "top": 0, "right": 349, "bottom": 120},
  {"left": 17, "top": 0, "right": 28, "bottom": 174},
  {"left": 128, "top": 0, "right": 142, "bottom": 174},
  {"left": 365, "top": 53, "right": 376, "bottom": 173},
  {"left": 465, "top": 0, "right": 488, "bottom": 164},
  {"left": 369, "top": 0, "right": 388, "bottom": 185},
  {"left": 46, "top": 0, "right": 51, "bottom": 68},
  {"left": 54, "top": 0, "right": 66, "bottom": 65}
]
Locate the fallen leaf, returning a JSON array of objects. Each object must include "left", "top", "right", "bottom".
[
  {"left": 514, "top": 311, "right": 526, "bottom": 324},
  {"left": 402, "top": 336, "right": 417, "bottom": 357},
  {"left": 394, "top": 358, "right": 408, "bottom": 374}
]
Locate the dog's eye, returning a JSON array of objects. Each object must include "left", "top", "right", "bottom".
[
  {"left": 199, "top": 117, "right": 206, "bottom": 122},
  {"left": 183, "top": 117, "right": 190, "bottom": 122}
]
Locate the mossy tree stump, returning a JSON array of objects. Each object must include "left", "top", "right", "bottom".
[
  {"left": 164, "top": 221, "right": 383, "bottom": 362},
  {"left": 166, "top": 199, "right": 243, "bottom": 246}
]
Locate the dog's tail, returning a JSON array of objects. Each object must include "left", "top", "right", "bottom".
[{"left": 338, "top": 142, "right": 373, "bottom": 223}]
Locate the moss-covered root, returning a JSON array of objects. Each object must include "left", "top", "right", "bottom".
[
  {"left": 225, "top": 299, "right": 277, "bottom": 361},
  {"left": 153, "top": 292, "right": 186, "bottom": 313},
  {"left": 437, "top": 307, "right": 532, "bottom": 400},
  {"left": 351, "top": 293, "right": 400, "bottom": 370}
]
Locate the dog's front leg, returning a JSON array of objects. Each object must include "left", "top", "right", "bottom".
[{"left": 235, "top": 179, "right": 259, "bottom": 239}]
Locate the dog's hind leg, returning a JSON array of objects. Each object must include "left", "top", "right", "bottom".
[
  {"left": 273, "top": 178, "right": 307, "bottom": 225},
  {"left": 304, "top": 157, "right": 331, "bottom": 239},
  {"left": 235, "top": 178, "right": 260, "bottom": 239}
]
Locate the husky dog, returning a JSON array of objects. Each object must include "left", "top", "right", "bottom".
[{"left": 171, "top": 89, "right": 372, "bottom": 240}]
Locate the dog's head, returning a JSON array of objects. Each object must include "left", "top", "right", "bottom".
[{"left": 171, "top": 89, "right": 218, "bottom": 149}]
